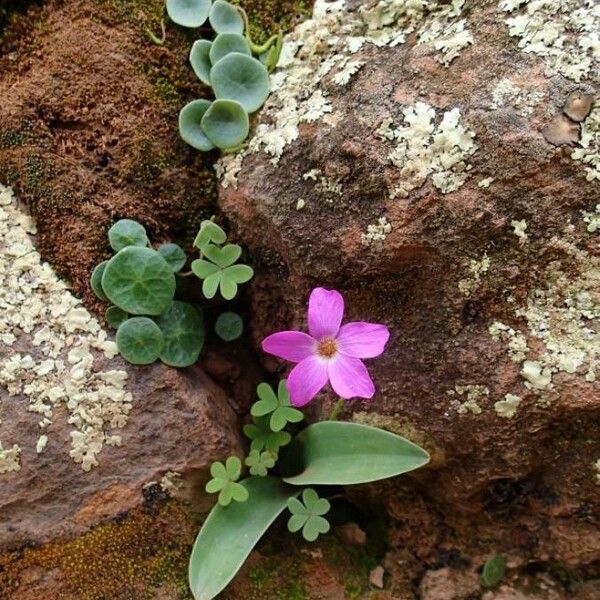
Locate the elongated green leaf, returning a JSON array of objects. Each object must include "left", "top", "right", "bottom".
[
  {"left": 189, "top": 477, "right": 299, "bottom": 600},
  {"left": 282, "top": 421, "right": 430, "bottom": 486}
]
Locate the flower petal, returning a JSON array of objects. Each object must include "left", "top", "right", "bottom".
[
  {"left": 287, "top": 356, "right": 328, "bottom": 407},
  {"left": 336, "top": 322, "right": 390, "bottom": 358},
  {"left": 328, "top": 354, "right": 375, "bottom": 400},
  {"left": 262, "top": 331, "right": 316, "bottom": 363},
  {"left": 308, "top": 288, "right": 345, "bottom": 339}
]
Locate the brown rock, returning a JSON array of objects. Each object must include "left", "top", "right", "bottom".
[
  {"left": 419, "top": 568, "right": 480, "bottom": 600},
  {"left": 0, "top": 361, "right": 242, "bottom": 548},
  {"left": 335, "top": 521, "right": 367, "bottom": 545},
  {"left": 563, "top": 91, "right": 595, "bottom": 122}
]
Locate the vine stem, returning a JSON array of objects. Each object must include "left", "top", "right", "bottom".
[{"left": 144, "top": 18, "right": 166, "bottom": 46}]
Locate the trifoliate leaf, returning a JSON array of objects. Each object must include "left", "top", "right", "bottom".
[
  {"left": 286, "top": 488, "right": 331, "bottom": 542},
  {"left": 251, "top": 380, "right": 303, "bottom": 432},
  {"left": 245, "top": 449, "right": 276, "bottom": 477}
]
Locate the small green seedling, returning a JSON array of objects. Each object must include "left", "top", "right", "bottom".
[
  {"left": 243, "top": 417, "right": 291, "bottom": 453},
  {"left": 251, "top": 380, "right": 303, "bottom": 432},
  {"left": 215, "top": 311, "right": 244, "bottom": 341},
  {"left": 481, "top": 555, "right": 506, "bottom": 588},
  {"left": 192, "top": 243, "right": 253, "bottom": 300},
  {"left": 205, "top": 457, "right": 249, "bottom": 506},
  {"left": 287, "top": 488, "right": 331, "bottom": 542},
  {"left": 244, "top": 449, "right": 276, "bottom": 477},
  {"left": 166, "top": 0, "right": 211, "bottom": 28}
]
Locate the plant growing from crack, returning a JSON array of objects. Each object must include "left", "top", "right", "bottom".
[
  {"left": 189, "top": 288, "right": 431, "bottom": 600},
  {"left": 90, "top": 218, "right": 251, "bottom": 367},
  {"left": 168, "top": 0, "right": 282, "bottom": 151}
]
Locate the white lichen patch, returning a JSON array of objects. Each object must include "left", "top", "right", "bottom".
[
  {"left": 489, "top": 225, "right": 600, "bottom": 400},
  {"left": 595, "top": 458, "right": 600, "bottom": 483},
  {"left": 571, "top": 102, "right": 600, "bottom": 182},
  {"left": 217, "top": 0, "right": 475, "bottom": 187},
  {"left": 494, "top": 393, "right": 522, "bottom": 418},
  {"left": 458, "top": 252, "right": 491, "bottom": 297},
  {"left": 448, "top": 384, "right": 489, "bottom": 415},
  {"left": 499, "top": 0, "right": 600, "bottom": 83},
  {"left": 582, "top": 204, "right": 600, "bottom": 233},
  {"left": 0, "top": 184, "right": 132, "bottom": 473},
  {"left": 511, "top": 219, "right": 529, "bottom": 244},
  {"left": 478, "top": 177, "right": 495, "bottom": 188},
  {"left": 0, "top": 441, "right": 21, "bottom": 473},
  {"left": 361, "top": 216, "right": 392, "bottom": 247},
  {"left": 385, "top": 103, "right": 477, "bottom": 199},
  {"left": 490, "top": 78, "right": 545, "bottom": 117}
]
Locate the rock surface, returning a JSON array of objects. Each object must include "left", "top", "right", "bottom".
[{"left": 219, "top": 0, "right": 600, "bottom": 579}]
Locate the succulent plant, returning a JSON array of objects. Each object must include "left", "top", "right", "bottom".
[
  {"left": 166, "top": 0, "right": 211, "bottom": 28},
  {"left": 176, "top": 0, "right": 281, "bottom": 152},
  {"left": 116, "top": 317, "right": 165, "bottom": 365},
  {"left": 155, "top": 301, "right": 204, "bottom": 367}
]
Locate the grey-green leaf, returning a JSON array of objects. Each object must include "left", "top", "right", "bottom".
[
  {"left": 210, "top": 53, "right": 270, "bottom": 113},
  {"left": 108, "top": 219, "right": 149, "bottom": 252},
  {"left": 209, "top": 33, "right": 251, "bottom": 65},
  {"left": 158, "top": 243, "right": 187, "bottom": 273},
  {"left": 90, "top": 261, "right": 109, "bottom": 301},
  {"left": 190, "top": 40, "right": 213, "bottom": 85},
  {"left": 179, "top": 99, "right": 215, "bottom": 152},
  {"left": 166, "top": 0, "right": 211, "bottom": 28},
  {"left": 282, "top": 421, "right": 430, "bottom": 486},
  {"left": 209, "top": 0, "right": 244, "bottom": 34},
  {"left": 201, "top": 99, "right": 249, "bottom": 150},
  {"left": 155, "top": 301, "right": 204, "bottom": 367},
  {"left": 105, "top": 306, "right": 129, "bottom": 329},
  {"left": 189, "top": 477, "right": 300, "bottom": 600},
  {"left": 101, "top": 246, "right": 176, "bottom": 316},
  {"left": 215, "top": 312, "right": 243, "bottom": 341},
  {"left": 116, "top": 317, "right": 164, "bottom": 365}
]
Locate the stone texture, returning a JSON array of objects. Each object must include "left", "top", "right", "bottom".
[
  {"left": 218, "top": 0, "right": 600, "bottom": 577},
  {"left": 0, "top": 358, "right": 242, "bottom": 548}
]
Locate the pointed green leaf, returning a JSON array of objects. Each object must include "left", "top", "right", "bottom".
[
  {"left": 282, "top": 421, "right": 430, "bottom": 486},
  {"left": 189, "top": 477, "right": 299, "bottom": 600}
]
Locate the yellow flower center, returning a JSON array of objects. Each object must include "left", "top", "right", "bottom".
[{"left": 317, "top": 338, "right": 338, "bottom": 359}]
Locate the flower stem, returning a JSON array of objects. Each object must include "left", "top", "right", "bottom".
[{"left": 328, "top": 399, "right": 344, "bottom": 421}]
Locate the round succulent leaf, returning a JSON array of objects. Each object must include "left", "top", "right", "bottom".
[
  {"left": 105, "top": 306, "right": 129, "bottom": 329},
  {"left": 157, "top": 243, "right": 187, "bottom": 273},
  {"left": 215, "top": 311, "right": 243, "bottom": 341},
  {"left": 189, "top": 39, "right": 213, "bottom": 85},
  {"left": 209, "top": 0, "right": 244, "bottom": 34},
  {"left": 155, "top": 301, "right": 204, "bottom": 367},
  {"left": 211, "top": 53, "right": 270, "bottom": 113},
  {"left": 166, "top": 0, "right": 211, "bottom": 28},
  {"left": 194, "top": 220, "right": 227, "bottom": 249},
  {"left": 179, "top": 99, "right": 215, "bottom": 151},
  {"left": 108, "top": 219, "right": 149, "bottom": 252},
  {"left": 209, "top": 33, "right": 251, "bottom": 65},
  {"left": 204, "top": 243, "right": 242, "bottom": 268},
  {"left": 90, "top": 261, "right": 109, "bottom": 301},
  {"left": 224, "top": 263, "right": 254, "bottom": 284},
  {"left": 102, "top": 246, "right": 176, "bottom": 315},
  {"left": 201, "top": 99, "right": 249, "bottom": 150},
  {"left": 116, "top": 317, "right": 164, "bottom": 365}
]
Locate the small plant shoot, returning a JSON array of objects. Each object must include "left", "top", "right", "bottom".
[
  {"left": 175, "top": 0, "right": 282, "bottom": 152},
  {"left": 90, "top": 216, "right": 251, "bottom": 368},
  {"left": 188, "top": 288, "right": 431, "bottom": 600},
  {"left": 481, "top": 555, "right": 506, "bottom": 588}
]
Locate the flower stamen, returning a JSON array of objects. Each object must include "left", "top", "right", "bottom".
[{"left": 317, "top": 338, "right": 338, "bottom": 359}]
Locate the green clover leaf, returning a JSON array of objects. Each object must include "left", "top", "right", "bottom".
[
  {"left": 193, "top": 219, "right": 227, "bottom": 251},
  {"left": 243, "top": 417, "right": 291, "bottom": 453},
  {"left": 205, "top": 456, "right": 249, "bottom": 506},
  {"left": 251, "top": 380, "right": 303, "bottom": 432},
  {"left": 244, "top": 449, "right": 276, "bottom": 477},
  {"left": 287, "top": 488, "right": 331, "bottom": 542},
  {"left": 191, "top": 242, "right": 253, "bottom": 300}
]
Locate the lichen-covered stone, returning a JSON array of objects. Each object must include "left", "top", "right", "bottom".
[{"left": 218, "top": 0, "right": 600, "bottom": 576}]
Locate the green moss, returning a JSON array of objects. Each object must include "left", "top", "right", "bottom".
[
  {"left": 127, "top": 138, "right": 171, "bottom": 185},
  {"left": 154, "top": 75, "right": 182, "bottom": 106}
]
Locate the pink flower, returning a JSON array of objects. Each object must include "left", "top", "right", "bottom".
[{"left": 262, "top": 288, "right": 390, "bottom": 407}]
